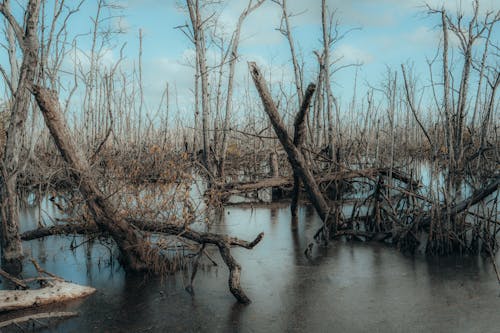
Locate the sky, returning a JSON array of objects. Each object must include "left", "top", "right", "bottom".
[{"left": 1, "top": 0, "right": 499, "bottom": 120}]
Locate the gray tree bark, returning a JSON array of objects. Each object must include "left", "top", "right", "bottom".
[
  {"left": 249, "top": 62, "right": 334, "bottom": 229},
  {"left": 0, "top": 0, "right": 40, "bottom": 267},
  {"left": 219, "top": 0, "right": 264, "bottom": 179}
]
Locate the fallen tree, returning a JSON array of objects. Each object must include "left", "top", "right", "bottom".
[
  {"left": 31, "top": 85, "right": 263, "bottom": 304},
  {"left": 208, "top": 167, "right": 419, "bottom": 202},
  {"left": 0, "top": 281, "right": 95, "bottom": 313}
]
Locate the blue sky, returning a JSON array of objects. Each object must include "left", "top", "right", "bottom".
[
  {"left": 1, "top": 0, "right": 499, "bottom": 120},
  {"left": 115, "top": 0, "right": 499, "bottom": 113}
]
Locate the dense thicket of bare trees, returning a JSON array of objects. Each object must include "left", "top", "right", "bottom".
[{"left": 0, "top": 0, "right": 497, "bottom": 302}]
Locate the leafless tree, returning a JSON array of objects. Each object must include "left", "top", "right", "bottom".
[
  {"left": 0, "top": 0, "right": 41, "bottom": 268},
  {"left": 218, "top": 0, "right": 265, "bottom": 178}
]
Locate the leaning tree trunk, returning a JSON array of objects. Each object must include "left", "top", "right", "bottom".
[
  {"left": 32, "top": 86, "right": 153, "bottom": 271},
  {"left": 0, "top": 0, "right": 40, "bottom": 267},
  {"left": 249, "top": 62, "right": 334, "bottom": 230}
]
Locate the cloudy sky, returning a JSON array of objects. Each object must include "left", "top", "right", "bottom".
[
  {"left": 119, "top": 0, "right": 497, "bottom": 111},
  {"left": 2, "top": 0, "right": 499, "bottom": 118}
]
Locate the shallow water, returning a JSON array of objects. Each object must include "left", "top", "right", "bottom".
[
  {"left": 1, "top": 200, "right": 500, "bottom": 332},
  {"left": 0, "top": 198, "right": 500, "bottom": 332}
]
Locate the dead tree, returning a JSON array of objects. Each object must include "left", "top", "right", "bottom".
[
  {"left": 291, "top": 85, "right": 316, "bottom": 228},
  {"left": 0, "top": 0, "right": 41, "bottom": 267},
  {"left": 427, "top": 2, "right": 499, "bottom": 173},
  {"left": 249, "top": 62, "right": 334, "bottom": 231},
  {"left": 321, "top": 0, "right": 335, "bottom": 160},
  {"left": 32, "top": 85, "right": 263, "bottom": 303},
  {"left": 273, "top": 0, "right": 303, "bottom": 105},
  {"left": 33, "top": 86, "right": 155, "bottom": 271},
  {"left": 186, "top": 0, "right": 212, "bottom": 172},
  {"left": 218, "top": 0, "right": 265, "bottom": 179}
]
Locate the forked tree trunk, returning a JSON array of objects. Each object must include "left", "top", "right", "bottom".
[
  {"left": 32, "top": 86, "right": 153, "bottom": 271},
  {"left": 249, "top": 62, "right": 333, "bottom": 228}
]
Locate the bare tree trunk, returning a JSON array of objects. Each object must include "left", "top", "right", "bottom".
[
  {"left": 471, "top": 20, "right": 493, "bottom": 131},
  {"left": 441, "top": 10, "right": 455, "bottom": 178},
  {"left": 480, "top": 72, "right": 500, "bottom": 149},
  {"left": 276, "top": 0, "right": 310, "bottom": 227},
  {"left": 455, "top": 45, "right": 472, "bottom": 169},
  {"left": 4, "top": 0, "right": 17, "bottom": 91},
  {"left": 32, "top": 86, "right": 153, "bottom": 271},
  {"left": 0, "top": 0, "right": 40, "bottom": 267},
  {"left": 193, "top": 53, "right": 200, "bottom": 154},
  {"left": 187, "top": 0, "right": 211, "bottom": 171},
  {"left": 291, "top": 85, "right": 316, "bottom": 229},
  {"left": 249, "top": 62, "right": 333, "bottom": 227},
  {"left": 219, "top": 0, "right": 264, "bottom": 179},
  {"left": 277, "top": 0, "right": 303, "bottom": 106},
  {"left": 321, "top": 0, "right": 334, "bottom": 159},
  {"left": 313, "top": 51, "right": 324, "bottom": 148}
]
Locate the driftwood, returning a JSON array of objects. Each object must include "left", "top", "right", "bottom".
[
  {"left": 0, "top": 312, "right": 78, "bottom": 328},
  {"left": 0, "top": 281, "right": 95, "bottom": 312}
]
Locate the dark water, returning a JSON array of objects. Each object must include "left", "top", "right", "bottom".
[{"left": 2, "top": 200, "right": 500, "bottom": 332}]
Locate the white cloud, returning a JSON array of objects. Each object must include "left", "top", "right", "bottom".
[
  {"left": 333, "top": 44, "right": 374, "bottom": 65},
  {"left": 407, "top": 26, "right": 440, "bottom": 47}
]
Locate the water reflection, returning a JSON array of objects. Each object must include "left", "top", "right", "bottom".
[{"left": 1, "top": 202, "right": 499, "bottom": 332}]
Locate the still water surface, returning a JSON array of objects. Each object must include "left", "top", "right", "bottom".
[{"left": 2, "top": 200, "right": 500, "bottom": 332}]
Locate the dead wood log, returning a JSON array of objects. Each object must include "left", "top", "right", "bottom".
[
  {"left": 138, "top": 220, "right": 259, "bottom": 303},
  {"left": 21, "top": 220, "right": 264, "bottom": 250},
  {"left": 129, "top": 218, "right": 264, "bottom": 250},
  {"left": 249, "top": 62, "right": 332, "bottom": 225},
  {"left": 0, "top": 281, "right": 95, "bottom": 313},
  {"left": 0, "top": 311, "right": 78, "bottom": 328},
  {"left": 20, "top": 224, "right": 99, "bottom": 241},
  {"left": 211, "top": 167, "right": 415, "bottom": 201}
]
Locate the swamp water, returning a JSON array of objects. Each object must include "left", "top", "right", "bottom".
[{"left": 1, "top": 198, "right": 500, "bottom": 332}]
